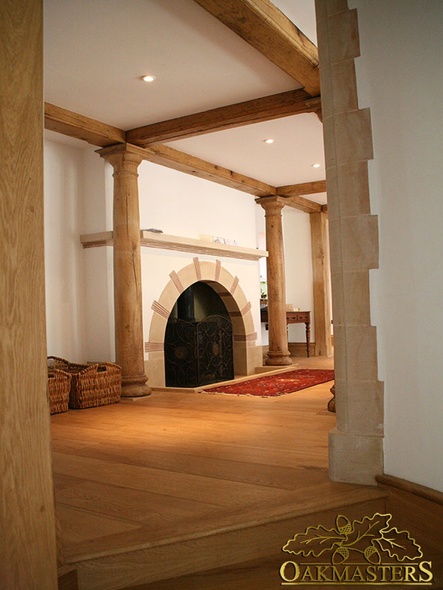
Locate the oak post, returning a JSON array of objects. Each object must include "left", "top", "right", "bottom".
[
  {"left": 310, "top": 211, "right": 332, "bottom": 356},
  {"left": 258, "top": 197, "right": 292, "bottom": 366},
  {"left": 0, "top": 0, "right": 58, "bottom": 586},
  {"left": 99, "top": 145, "right": 151, "bottom": 397}
]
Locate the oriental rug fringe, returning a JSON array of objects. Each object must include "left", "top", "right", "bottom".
[{"left": 201, "top": 369, "right": 335, "bottom": 398}]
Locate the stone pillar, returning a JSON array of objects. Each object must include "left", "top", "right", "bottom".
[
  {"left": 99, "top": 144, "right": 151, "bottom": 397},
  {"left": 316, "top": 0, "right": 383, "bottom": 484},
  {"left": 258, "top": 197, "right": 292, "bottom": 366}
]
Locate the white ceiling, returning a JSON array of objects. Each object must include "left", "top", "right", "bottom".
[{"left": 44, "top": 0, "right": 326, "bottom": 203}]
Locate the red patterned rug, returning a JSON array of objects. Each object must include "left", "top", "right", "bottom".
[{"left": 201, "top": 369, "right": 335, "bottom": 398}]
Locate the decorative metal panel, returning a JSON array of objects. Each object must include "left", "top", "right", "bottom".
[{"left": 165, "top": 315, "right": 233, "bottom": 387}]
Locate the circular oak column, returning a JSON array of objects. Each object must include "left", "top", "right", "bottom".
[
  {"left": 99, "top": 145, "right": 151, "bottom": 397},
  {"left": 259, "top": 197, "right": 292, "bottom": 366}
]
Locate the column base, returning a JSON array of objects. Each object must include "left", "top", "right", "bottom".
[
  {"left": 121, "top": 375, "right": 151, "bottom": 398},
  {"left": 328, "top": 428, "right": 383, "bottom": 486},
  {"left": 265, "top": 351, "right": 292, "bottom": 366}
]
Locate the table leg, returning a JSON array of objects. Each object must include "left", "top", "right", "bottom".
[{"left": 305, "top": 322, "right": 310, "bottom": 357}]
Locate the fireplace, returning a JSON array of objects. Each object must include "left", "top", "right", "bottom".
[
  {"left": 164, "top": 282, "right": 234, "bottom": 387},
  {"left": 146, "top": 258, "right": 262, "bottom": 388}
]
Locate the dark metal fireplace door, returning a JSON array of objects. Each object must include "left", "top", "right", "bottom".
[{"left": 164, "top": 315, "right": 234, "bottom": 387}]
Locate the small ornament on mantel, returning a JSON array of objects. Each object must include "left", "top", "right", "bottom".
[{"left": 142, "top": 228, "right": 163, "bottom": 233}]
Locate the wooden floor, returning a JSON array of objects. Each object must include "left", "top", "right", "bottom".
[{"left": 51, "top": 356, "right": 387, "bottom": 590}]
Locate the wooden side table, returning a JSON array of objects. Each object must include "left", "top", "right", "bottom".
[{"left": 261, "top": 309, "right": 311, "bottom": 357}]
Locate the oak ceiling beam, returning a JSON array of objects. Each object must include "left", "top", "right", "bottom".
[
  {"left": 281, "top": 194, "right": 322, "bottom": 214},
  {"left": 127, "top": 89, "right": 320, "bottom": 147},
  {"left": 123, "top": 143, "right": 277, "bottom": 197},
  {"left": 45, "top": 103, "right": 126, "bottom": 147},
  {"left": 193, "top": 0, "right": 320, "bottom": 96},
  {"left": 141, "top": 144, "right": 276, "bottom": 196},
  {"left": 277, "top": 180, "right": 327, "bottom": 197}
]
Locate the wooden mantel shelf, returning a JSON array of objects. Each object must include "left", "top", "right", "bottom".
[{"left": 80, "top": 231, "right": 268, "bottom": 261}]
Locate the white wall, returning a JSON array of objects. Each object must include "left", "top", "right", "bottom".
[
  {"left": 351, "top": 0, "right": 443, "bottom": 491},
  {"left": 138, "top": 161, "right": 257, "bottom": 247},
  {"left": 44, "top": 135, "right": 114, "bottom": 363},
  {"left": 284, "top": 208, "right": 314, "bottom": 342},
  {"left": 44, "top": 138, "right": 86, "bottom": 362}
]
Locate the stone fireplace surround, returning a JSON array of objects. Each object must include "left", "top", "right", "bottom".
[
  {"left": 145, "top": 258, "right": 262, "bottom": 388},
  {"left": 80, "top": 231, "right": 266, "bottom": 390}
]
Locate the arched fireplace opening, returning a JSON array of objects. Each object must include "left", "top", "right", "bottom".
[{"left": 164, "top": 282, "right": 234, "bottom": 387}]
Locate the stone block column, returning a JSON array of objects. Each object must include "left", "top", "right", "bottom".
[
  {"left": 316, "top": 0, "right": 383, "bottom": 484},
  {"left": 258, "top": 197, "right": 292, "bottom": 366},
  {"left": 99, "top": 144, "right": 151, "bottom": 397}
]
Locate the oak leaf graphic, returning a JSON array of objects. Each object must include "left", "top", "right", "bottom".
[
  {"left": 376, "top": 527, "right": 423, "bottom": 561},
  {"left": 283, "top": 524, "right": 345, "bottom": 558}
]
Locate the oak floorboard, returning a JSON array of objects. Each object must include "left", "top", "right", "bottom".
[
  {"left": 55, "top": 473, "right": 222, "bottom": 523},
  {"left": 56, "top": 505, "right": 142, "bottom": 545},
  {"left": 52, "top": 432, "right": 330, "bottom": 471},
  {"left": 52, "top": 452, "right": 293, "bottom": 508},
  {"left": 52, "top": 440, "right": 329, "bottom": 490}
]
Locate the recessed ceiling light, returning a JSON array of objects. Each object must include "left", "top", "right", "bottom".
[
  {"left": 142, "top": 75, "right": 156, "bottom": 83},
  {"left": 311, "top": 163, "right": 321, "bottom": 168},
  {"left": 264, "top": 138, "right": 274, "bottom": 144}
]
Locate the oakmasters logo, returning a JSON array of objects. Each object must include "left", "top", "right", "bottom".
[{"left": 280, "top": 513, "right": 433, "bottom": 586}]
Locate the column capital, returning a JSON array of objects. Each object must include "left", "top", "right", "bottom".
[
  {"left": 97, "top": 143, "right": 147, "bottom": 167},
  {"left": 255, "top": 195, "right": 287, "bottom": 210}
]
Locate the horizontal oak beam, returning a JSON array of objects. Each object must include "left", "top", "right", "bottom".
[
  {"left": 277, "top": 180, "right": 326, "bottom": 197},
  {"left": 141, "top": 144, "right": 276, "bottom": 197},
  {"left": 127, "top": 90, "right": 320, "bottom": 147},
  {"left": 99, "top": 142, "right": 277, "bottom": 197},
  {"left": 280, "top": 195, "right": 322, "bottom": 214},
  {"left": 45, "top": 103, "right": 126, "bottom": 147},
  {"left": 194, "top": 0, "right": 320, "bottom": 95}
]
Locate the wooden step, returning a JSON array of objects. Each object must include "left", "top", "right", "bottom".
[
  {"left": 70, "top": 492, "right": 386, "bottom": 589},
  {"left": 123, "top": 497, "right": 387, "bottom": 590}
]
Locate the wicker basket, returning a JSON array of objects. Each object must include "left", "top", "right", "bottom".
[
  {"left": 47, "top": 356, "right": 122, "bottom": 409},
  {"left": 47, "top": 368, "right": 71, "bottom": 414}
]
